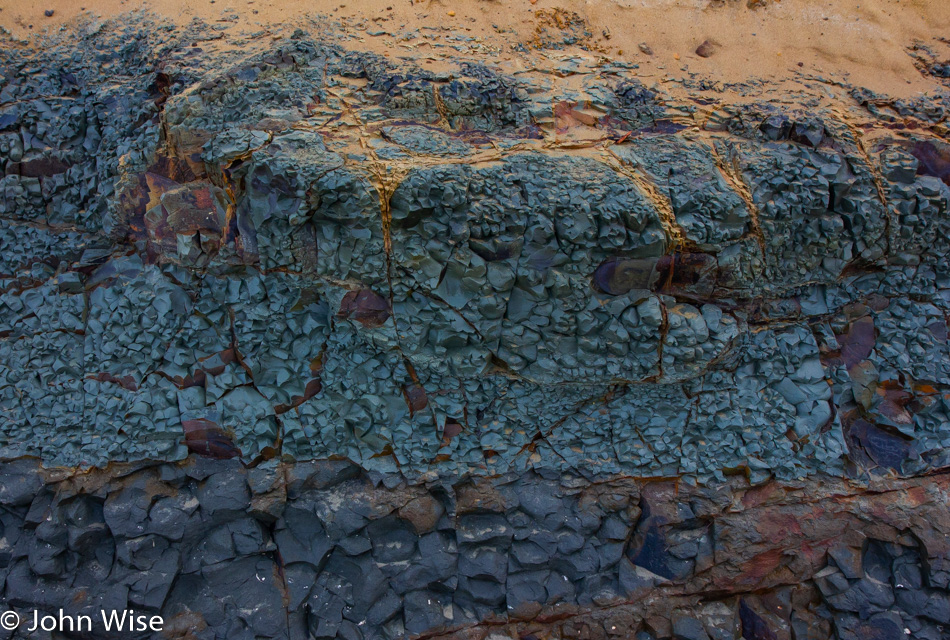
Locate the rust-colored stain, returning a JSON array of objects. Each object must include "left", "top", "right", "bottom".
[
  {"left": 729, "top": 547, "right": 785, "bottom": 588},
  {"left": 756, "top": 511, "right": 803, "bottom": 538},
  {"left": 403, "top": 384, "right": 429, "bottom": 414},
  {"left": 741, "top": 481, "right": 783, "bottom": 509},
  {"left": 337, "top": 289, "right": 391, "bottom": 328},
  {"left": 182, "top": 418, "right": 242, "bottom": 459},
  {"left": 903, "top": 485, "right": 929, "bottom": 507},
  {"left": 88, "top": 372, "right": 139, "bottom": 392}
]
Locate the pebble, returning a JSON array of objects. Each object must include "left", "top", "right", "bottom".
[{"left": 695, "top": 40, "right": 716, "bottom": 58}]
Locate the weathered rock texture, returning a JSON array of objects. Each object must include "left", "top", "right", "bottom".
[
  {"left": 1, "top": 13, "right": 949, "bottom": 640},
  {"left": 1, "top": 459, "right": 949, "bottom": 640}
]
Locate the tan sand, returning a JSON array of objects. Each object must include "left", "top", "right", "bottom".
[{"left": 0, "top": 0, "right": 948, "bottom": 98}]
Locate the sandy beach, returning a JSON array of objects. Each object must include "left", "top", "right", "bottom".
[{"left": 1, "top": 0, "right": 947, "bottom": 98}]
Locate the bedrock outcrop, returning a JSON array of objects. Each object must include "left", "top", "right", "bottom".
[
  {"left": 1, "top": 459, "right": 950, "bottom": 640},
  {"left": 1, "top": 13, "right": 950, "bottom": 640}
]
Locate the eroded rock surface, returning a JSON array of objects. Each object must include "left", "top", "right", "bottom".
[
  {"left": 0, "top": 460, "right": 949, "bottom": 640},
  {"left": 1, "top": 13, "right": 950, "bottom": 640}
]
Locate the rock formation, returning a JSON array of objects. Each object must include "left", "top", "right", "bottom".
[{"left": 0, "top": 10, "right": 949, "bottom": 640}]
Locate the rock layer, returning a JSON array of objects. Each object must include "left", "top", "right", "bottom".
[
  {"left": 0, "top": 459, "right": 949, "bottom": 640},
  {"left": 1, "top": 13, "right": 950, "bottom": 640}
]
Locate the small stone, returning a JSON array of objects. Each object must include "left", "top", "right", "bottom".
[
  {"left": 639, "top": 42, "right": 654, "bottom": 55},
  {"left": 44, "top": 9, "right": 54, "bottom": 16},
  {"left": 695, "top": 40, "right": 716, "bottom": 58}
]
